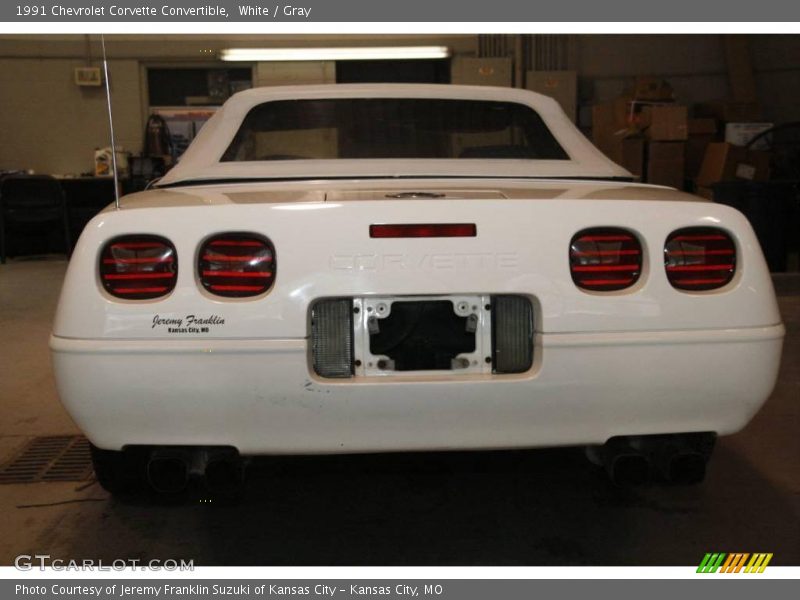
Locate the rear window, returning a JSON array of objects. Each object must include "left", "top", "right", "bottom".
[{"left": 221, "top": 98, "right": 569, "bottom": 162}]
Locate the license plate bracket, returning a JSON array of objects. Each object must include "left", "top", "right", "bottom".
[{"left": 353, "top": 295, "right": 493, "bottom": 377}]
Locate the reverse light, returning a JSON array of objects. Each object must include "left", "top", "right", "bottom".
[
  {"left": 198, "top": 233, "right": 275, "bottom": 298},
  {"left": 311, "top": 298, "right": 354, "bottom": 378},
  {"left": 491, "top": 295, "right": 534, "bottom": 374},
  {"left": 665, "top": 227, "right": 736, "bottom": 291},
  {"left": 569, "top": 227, "right": 643, "bottom": 292},
  {"left": 100, "top": 235, "right": 177, "bottom": 300}
]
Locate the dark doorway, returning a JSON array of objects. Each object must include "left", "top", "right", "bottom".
[
  {"left": 147, "top": 68, "right": 252, "bottom": 106},
  {"left": 336, "top": 59, "right": 450, "bottom": 84}
]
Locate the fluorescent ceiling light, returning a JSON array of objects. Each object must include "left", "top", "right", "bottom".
[{"left": 219, "top": 46, "right": 451, "bottom": 62}]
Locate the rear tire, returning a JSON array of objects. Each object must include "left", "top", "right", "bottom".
[{"left": 89, "top": 443, "right": 145, "bottom": 495}]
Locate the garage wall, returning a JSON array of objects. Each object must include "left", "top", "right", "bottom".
[
  {"left": 254, "top": 61, "right": 336, "bottom": 86},
  {"left": 577, "top": 35, "right": 728, "bottom": 106},
  {"left": 575, "top": 34, "right": 800, "bottom": 125},
  {"left": 751, "top": 35, "right": 800, "bottom": 123},
  {"left": 0, "top": 34, "right": 474, "bottom": 175},
  {"left": 0, "top": 58, "right": 143, "bottom": 175},
  {"left": 0, "top": 34, "right": 797, "bottom": 175}
]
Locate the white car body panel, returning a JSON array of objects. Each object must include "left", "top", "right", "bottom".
[{"left": 50, "top": 85, "right": 784, "bottom": 455}]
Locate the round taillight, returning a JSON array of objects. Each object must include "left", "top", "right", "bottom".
[
  {"left": 198, "top": 233, "right": 275, "bottom": 298},
  {"left": 99, "top": 235, "right": 177, "bottom": 300},
  {"left": 665, "top": 227, "right": 736, "bottom": 291},
  {"left": 569, "top": 227, "right": 643, "bottom": 292}
]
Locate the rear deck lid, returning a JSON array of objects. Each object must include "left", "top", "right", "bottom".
[{"left": 327, "top": 189, "right": 508, "bottom": 202}]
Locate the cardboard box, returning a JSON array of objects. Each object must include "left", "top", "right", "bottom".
[
  {"left": 688, "top": 118, "right": 717, "bottom": 136},
  {"left": 686, "top": 137, "right": 713, "bottom": 181},
  {"left": 646, "top": 141, "right": 685, "bottom": 189},
  {"left": 593, "top": 132, "right": 645, "bottom": 179},
  {"left": 592, "top": 98, "right": 632, "bottom": 130},
  {"left": 724, "top": 122, "right": 773, "bottom": 150},
  {"left": 450, "top": 57, "right": 512, "bottom": 87},
  {"left": 592, "top": 103, "right": 644, "bottom": 178},
  {"left": 618, "top": 137, "right": 645, "bottom": 179},
  {"left": 641, "top": 105, "right": 688, "bottom": 141},
  {"left": 696, "top": 142, "right": 770, "bottom": 187},
  {"left": 594, "top": 98, "right": 687, "bottom": 137},
  {"left": 685, "top": 118, "right": 718, "bottom": 180},
  {"left": 628, "top": 76, "right": 674, "bottom": 102},
  {"left": 527, "top": 70, "right": 577, "bottom": 123},
  {"left": 694, "top": 101, "right": 762, "bottom": 123}
]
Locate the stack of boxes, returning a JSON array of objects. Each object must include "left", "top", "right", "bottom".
[
  {"left": 642, "top": 105, "right": 688, "bottom": 189},
  {"left": 685, "top": 117, "right": 717, "bottom": 185},
  {"left": 591, "top": 77, "right": 688, "bottom": 188},
  {"left": 591, "top": 77, "right": 773, "bottom": 195},
  {"left": 692, "top": 102, "right": 772, "bottom": 198},
  {"left": 694, "top": 142, "right": 771, "bottom": 199}
]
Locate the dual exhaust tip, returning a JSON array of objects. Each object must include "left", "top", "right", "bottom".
[
  {"left": 599, "top": 434, "right": 714, "bottom": 486},
  {"left": 146, "top": 448, "right": 244, "bottom": 496},
  {"left": 144, "top": 434, "right": 713, "bottom": 493}
]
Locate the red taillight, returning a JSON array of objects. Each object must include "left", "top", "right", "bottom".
[
  {"left": 569, "top": 227, "right": 642, "bottom": 292},
  {"left": 199, "top": 233, "right": 275, "bottom": 298},
  {"left": 370, "top": 223, "right": 477, "bottom": 238},
  {"left": 665, "top": 227, "right": 736, "bottom": 291},
  {"left": 100, "top": 235, "right": 177, "bottom": 300}
]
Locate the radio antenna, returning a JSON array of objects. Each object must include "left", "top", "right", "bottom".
[{"left": 100, "top": 34, "right": 120, "bottom": 209}]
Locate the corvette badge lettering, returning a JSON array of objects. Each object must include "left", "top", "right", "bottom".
[{"left": 330, "top": 252, "right": 520, "bottom": 272}]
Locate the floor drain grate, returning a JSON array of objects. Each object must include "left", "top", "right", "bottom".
[{"left": 0, "top": 436, "right": 93, "bottom": 484}]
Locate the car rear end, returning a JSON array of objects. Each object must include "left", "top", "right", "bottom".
[
  {"left": 50, "top": 183, "right": 784, "bottom": 464},
  {"left": 48, "top": 85, "right": 785, "bottom": 493}
]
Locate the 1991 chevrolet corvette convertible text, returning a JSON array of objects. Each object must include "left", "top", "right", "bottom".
[{"left": 50, "top": 84, "right": 785, "bottom": 495}]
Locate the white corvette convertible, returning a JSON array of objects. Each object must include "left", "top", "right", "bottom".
[{"left": 50, "top": 84, "right": 784, "bottom": 494}]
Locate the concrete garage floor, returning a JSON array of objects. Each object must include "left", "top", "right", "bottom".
[{"left": 0, "top": 258, "right": 798, "bottom": 566}]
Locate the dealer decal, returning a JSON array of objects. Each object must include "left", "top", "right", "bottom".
[{"left": 152, "top": 314, "right": 225, "bottom": 334}]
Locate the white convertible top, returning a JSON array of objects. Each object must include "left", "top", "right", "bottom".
[{"left": 159, "top": 84, "right": 630, "bottom": 186}]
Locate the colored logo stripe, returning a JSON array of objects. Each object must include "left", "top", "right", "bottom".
[
  {"left": 721, "top": 553, "right": 749, "bottom": 573},
  {"left": 746, "top": 553, "right": 773, "bottom": 573},
  {"left": 697, "top": 553, "right": 726, "bottom": 573},
  {"left": 697, "top": 552, "right": 773, "bottom": 573}
]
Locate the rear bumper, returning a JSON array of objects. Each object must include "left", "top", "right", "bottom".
[{"left": 50, "top": 324, "right": 785, "bottom": 454}]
